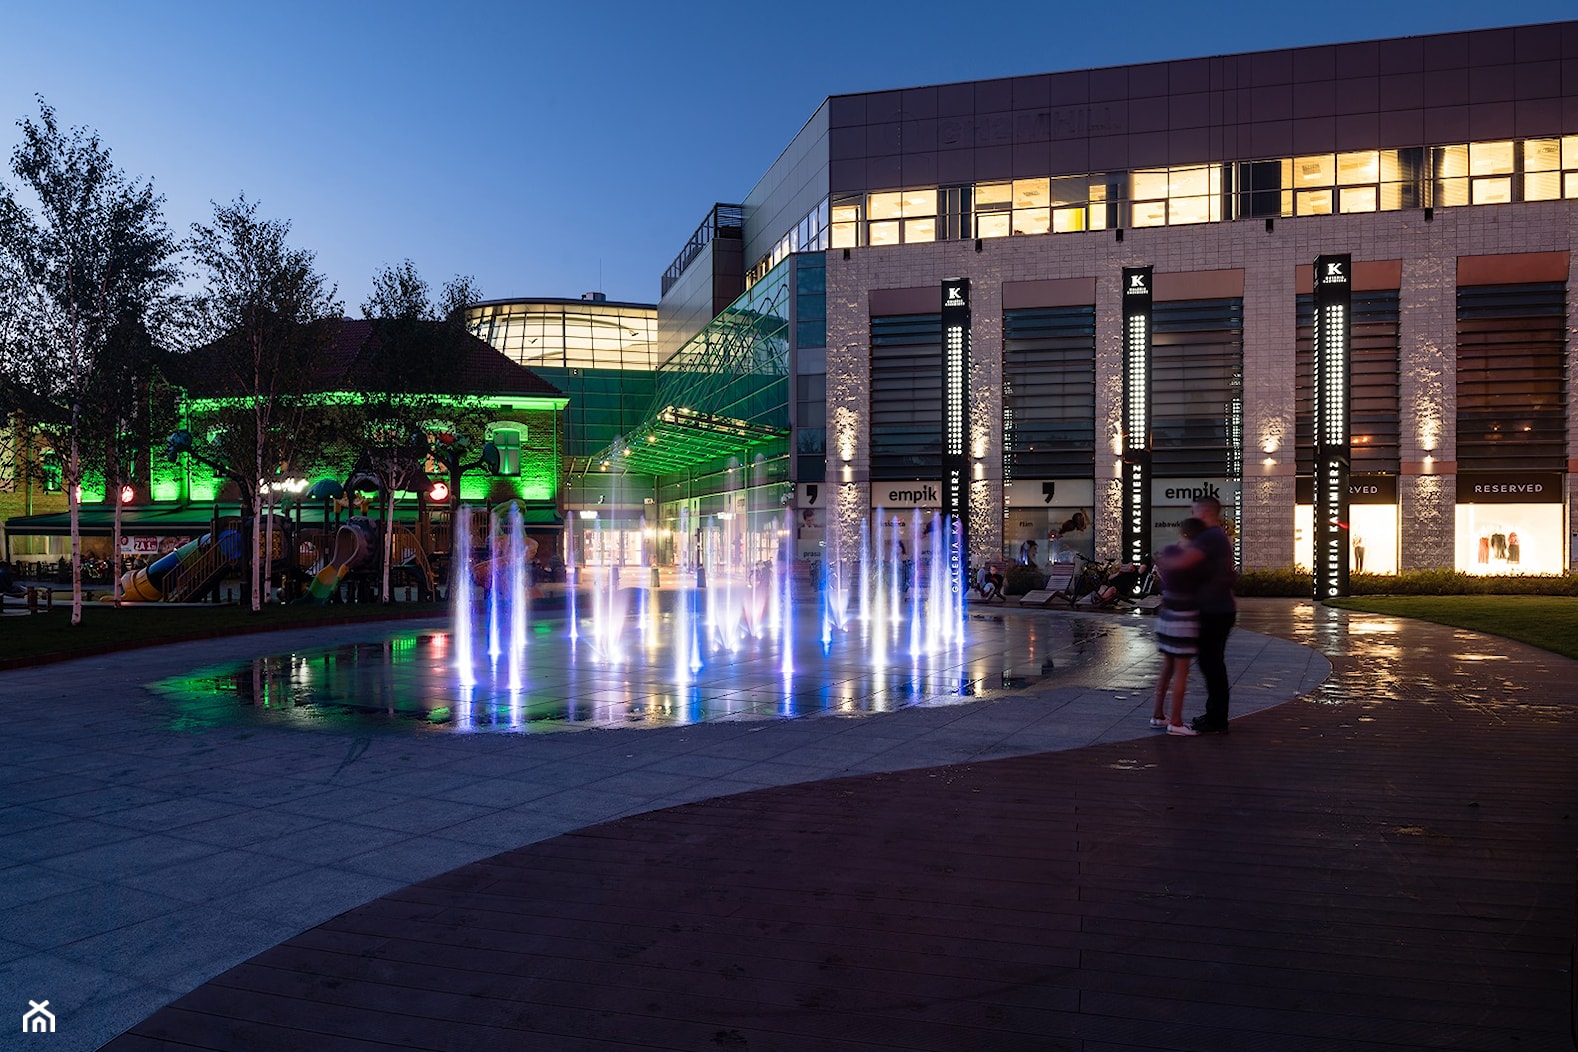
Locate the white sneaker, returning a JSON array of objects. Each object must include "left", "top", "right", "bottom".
[
  {"left": 1167, "top": 723, "right": 1199, "bottom": 737},
  {"left": 1148, "top": 718, "right": 1168, "bottom": 728}
]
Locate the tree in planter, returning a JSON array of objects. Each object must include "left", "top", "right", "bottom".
[
  {"left": 184, "top": 195, "right": 341, "bottom": 612},
  {"left": 0, "top": 99, "right": 180, "bottom": 623}
]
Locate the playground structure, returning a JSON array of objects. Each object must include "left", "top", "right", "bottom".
[
  {"left": 116, "top": 527, "right": 246, "bottom": 603},
  {"left": 146, "top": 429, "right": 538, "bottom": 604},
  {"left": 108, "top": 501, "right": 473, "bottom": 605}
]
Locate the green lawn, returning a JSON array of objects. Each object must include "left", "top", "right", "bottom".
[
  {"left": 1327, "top": 595, "right": 1578, "bottom": 660},
  {"left": 1, "top": 601, "right": 448, "bottom": 668}
]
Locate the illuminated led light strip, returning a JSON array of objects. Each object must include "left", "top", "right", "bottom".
[
  {"left": 1121, "top": 266, "right": 1153, "bottom": 567},
  {"left": 1312, "top": 254, "right": 1352, "bottom": 600},
  {"left": 940, "top": 279, "right": 970, "bottom": 607}
]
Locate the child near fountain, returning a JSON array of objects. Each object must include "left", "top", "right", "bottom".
[{"left": 1149, "top": 517, "right": 1207, "bottom": 737}]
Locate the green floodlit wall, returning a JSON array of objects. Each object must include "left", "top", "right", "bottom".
[{"left": 176, "top": 395, "right": 563, "bottom": 506}]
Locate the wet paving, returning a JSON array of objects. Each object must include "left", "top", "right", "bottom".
[
  {"left": 145, "top": 611, "right": 1157, "bottom": 733},
  {"left": 99, "top": 598, "right": 1578, "bottom": 1052}
]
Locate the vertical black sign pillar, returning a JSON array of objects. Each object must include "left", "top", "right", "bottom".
[
  {"left": 1312, "top": 254, "right": 1352, "bottom": 599},
  {"left": 941, "top": 279, "right": 970, "bottom": 603},
  {"left": 1121, "top": 267, "right": 1153, "bottom": 567}
]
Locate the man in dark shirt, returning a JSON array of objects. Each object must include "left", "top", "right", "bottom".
[{"left": 1184, "top": 496, "right": 1238, "bottom": 733}]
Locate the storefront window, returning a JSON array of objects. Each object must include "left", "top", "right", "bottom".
[{"left": 1454, "top": 504, "right": 1563, "bottom": 575}]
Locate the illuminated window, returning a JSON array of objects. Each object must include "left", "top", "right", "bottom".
[
  {"left": 830, "top": 202, "right": 861, "bottom": 248},
  {"left": 1524, "top": 171, "right": 1561, "bottom": 201},
  {"left": 1339, "top": 186, "right": 1377, "bottom": 213},
  {"left": 976, "top": 211, "right": 1011, "bottom": 238},
  {"left": 1567, "top": 172, "right": 1578, "bottom": 199},
  {"left": 1472, "top": 177, "right": 1512, "bottom": 205},
  {"left": 974, "top": 182, "right": 1011, "bottom": 237},
  {"left": 1433, "top": 144, "right": 1468, "bottom": 207},
  {"left": 868, "top": 192, "right": 903, "bottom": 221},
  {"left": 975, "top": 182, "right": 1012, "bottom": 207},
  {"left": 1378, "top": 149, "right": 1413, "bottom": 211},
  {"left": 492, "top": 428, "right": 521, "bottom": 476},
  {"left": 1437, "top": 178, "right": 1470, "bottom": 207},
  {"left": 1131, "top": 200, "right": 1167, "bottom": 227},
  {"left": 869, "top": 220, "right": 900, "bottom": 245},
  {"left": 903, "top": 217, "right": 936, "bottom": 242},
  {"left": 1294, "top": 155, "right": 1334, "bottom": 187},
  {"left": 1469, "top": 141, "right": 1514, "bottom": 176},
  {"left": 1013, "top": 207, "right": 1050, "bottom": 235},
  {"left": 1296, "top": 189, "right": 1333, "bottom": 215},
  {"left": 901, "top": 190, "right": 936, "bottom": 216},
  {"left": 1012, "top": 179, "right": 1048, "bottom": 209},
  {"left": 1524, "top": 138, "right": 1560, "bottom": 171},
  {"left": 1169, "top": 196, "right": 1212, "bottom": 225},
  {"left": 1052, "top": 207, "right": 1086, "bottom": 232},
  {"left": 1337, "top": 151, "right": 1379, "bottom": 184},
  {"left": 1131, "top": 169, "right": 1169, "bottom": 199},
  {"left": 1086, "top": 182, "right": 1108, "bottom": 230},
  {"left": 1169, "top": 166, "right": 1211, "bottom": 198}
]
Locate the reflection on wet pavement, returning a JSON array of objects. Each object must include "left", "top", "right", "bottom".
[{"left": 147, "top": 610, "right": 1165, "bottom": 733}]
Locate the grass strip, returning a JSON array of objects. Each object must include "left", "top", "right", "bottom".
[{"left": 1327, "top": 594, "right": 1578, "bottom": 661}]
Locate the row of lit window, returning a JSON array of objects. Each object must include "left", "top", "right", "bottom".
[
  {"left": 819, "top": 135, "right": 1578, "bottom": 248},
  {"left": 469, "top": 308, "right": 661, "bottom": 370}
]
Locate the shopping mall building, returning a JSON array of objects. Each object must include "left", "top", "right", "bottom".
[{"left": 473, "top": 20, "right": 1578, "bottom": 578}]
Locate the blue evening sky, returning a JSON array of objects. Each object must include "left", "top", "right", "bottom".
[{"left": 2, "top": 1, "right": 1571, "bottom": 310}]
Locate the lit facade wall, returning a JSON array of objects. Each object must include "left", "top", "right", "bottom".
[
  {"left": 677, "top": 22, "right": 1578, "bottom": 574},
  {"left": 825, "top": 200, "right": 1577, "bottom": 572}
]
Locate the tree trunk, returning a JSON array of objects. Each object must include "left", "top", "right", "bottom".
[
  {"left": 264, "top": 489, "right": 277, "bottom": 605},
  {"left": 383, "top": 481, "right": 396, "bottom": 603},
  {"left": 69, "top": 416, "right": 82, "bottom": 626},
  {"left": 112, "top": 485, "right": 124, "bottom": 607},
  {"left": 251, "top": 495, "right": 263, "bottom": 612}
]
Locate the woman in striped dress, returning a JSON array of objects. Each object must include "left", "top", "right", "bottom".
[{"left": 1149, "top": 517, "right": 1207, "bottom": 737}]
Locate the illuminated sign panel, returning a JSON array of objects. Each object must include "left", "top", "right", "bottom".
[
  {"left": 1312, "top": 254, "right": 1352, "bottom": 599},
  {"left": 940, "top": 279, "right": 970, "bottom": 603},
  {"left": 1121, "top": 266, "right": 1153, "bottom": 566}
]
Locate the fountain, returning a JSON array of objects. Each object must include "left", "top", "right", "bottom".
[
  {"left": 153, "top": 498, "right": 1135, "bottom": 735},
  {"left": 448, "top": 493, "right": 970, "bottom": 700}
]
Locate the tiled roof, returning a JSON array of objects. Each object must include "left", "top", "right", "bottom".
[{"left": 167, "top": 318, "right": 562, "bottom": 400}]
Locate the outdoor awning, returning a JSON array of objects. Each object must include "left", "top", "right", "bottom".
[{"left": 2, "top": 506, "right": 233, "bottom": 538}]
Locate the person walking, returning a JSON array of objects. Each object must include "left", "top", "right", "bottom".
[
  {"left": 1187, "top": 495, "right": 1238, "bottom": 733},
  {"left": 1148, "top": 518, "right": 1206, "bottom": 736}
]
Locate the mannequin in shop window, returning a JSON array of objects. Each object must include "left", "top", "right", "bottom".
[
  {"left": 1507, "top": 531, "right": 1519, "bottom": 564},
  {"left": 1352, "top": 535, "right": 1364, "bottom": 574}
]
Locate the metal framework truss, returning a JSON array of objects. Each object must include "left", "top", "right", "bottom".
[{"left": 589, "top": 273, "right": 791, "bottom": 478}]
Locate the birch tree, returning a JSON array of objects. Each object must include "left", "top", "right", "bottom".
[
  {"left": 0, "top": 99, "right": 179, "bottom": 623},
  {"left": 186, "top": 195, "right": 341, "bottom": 611},
  {"left": 345, "top": 261, "right": 487, "bottom": 601}
]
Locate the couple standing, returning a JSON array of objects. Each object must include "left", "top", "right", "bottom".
[{"left": 1148, "top": 495, "right": 1237, "bottom": 737}]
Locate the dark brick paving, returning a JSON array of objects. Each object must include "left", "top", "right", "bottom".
[{"left": 106, "top": 600, "right": 1578, "bottom": 1051}]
